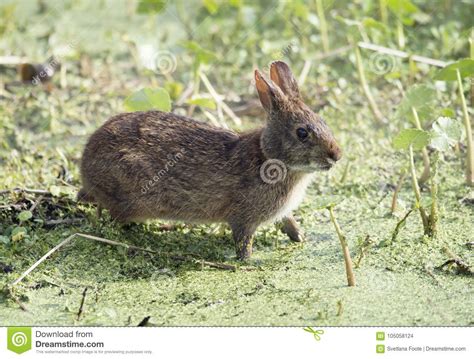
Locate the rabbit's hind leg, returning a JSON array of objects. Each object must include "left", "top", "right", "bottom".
[
  {"left": 108, "top": 203, "right": 139, "bottom": 224},
  {"left": 77, "top": 187, "right": 95, "bottom": 203},
  {"left": 229, "top": 221, "right": 258, "bottom": 260},
  {"left": 280, "top": 215, "right": 305, "bottom": 242},
  {"left": 96, "top": 204, "right": 103, "bottom": 218}
]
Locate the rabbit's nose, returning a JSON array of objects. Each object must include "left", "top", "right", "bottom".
[{"left": 328, "top": 147, "right": 342, "bottom": 162}]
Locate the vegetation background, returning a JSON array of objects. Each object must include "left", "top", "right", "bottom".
[{"left": 0, "top": 0, "right": 473, "bottom": 326}]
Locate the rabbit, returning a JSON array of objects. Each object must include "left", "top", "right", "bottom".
[{"left": 78, "top": 61, "right": 342, "bottom": 259}]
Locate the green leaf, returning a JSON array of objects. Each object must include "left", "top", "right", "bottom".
[
  {"left": 394, "top": 85, "right": 436, "bottom": 120},
  {"left": 387, "top": 0, "right": 419, "bottom": 15},
  {"left": 203, "top": 0, "right": 219, "bottom": 14},
  {"left": 229, "top": 0, "right": 242, "bottom": 7},
  {"left": 136, "top": 0, "right": 167, "bottom": 14},
  {"left": 387, "top": 0, "right": 419, "bottom": 25},
  {"left": 430, "top": 117, "right": 463, "bottom": 152},
  {"left": 164, "top": 81, "right": 184, "bottom": 101},
  {"left": 440, "top": 108, "right": 456, "bottom": 118},
  {"left": 18, "top": 210, "right": 32, "bottom": 222},
  {"left": 0, "top": 235, "right": 10, "bottom": 245},
  {"left": 393, "top": 129, "right": 430, "bottom": 151},
  {"left": 286, "top": 0, "right": 309, "bottom": 19},
  {"left": 186, "top": 97, "right": 216, "bottom": 110},
  {"left": 11, "top": 226, "right": 27, "bottom": 242},
  {"left": 362, "top": 17, "right": 388, "bottom": 33},
  {"left": 433, "top": 59, "right": 474, "bottom": 81},
  {"left": 313, "top": 199, "right": 342, "bottom": 211},
  {"left": 182, "top": 41, "right": 217, "bottom": 65},
  {"left": 404, "top": 85, "right": 436, "bottom": 108},
  {"left": 49, "top": 185, "right": 75, "bottom": 198},
  {"left": 334, "top": 15, "right": 360, "bottom": 27},
  {"left": 385, "top": 71, "right": 402, "bottom": 80},
  {"left": 124, "top": 88, "right": 171, "bottom": 112},
  {"left": 49, "top": 185, "right": 61, "bottom": 197}
]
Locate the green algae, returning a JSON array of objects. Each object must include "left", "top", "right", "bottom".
[{"left": 1, "top": 169, "right": 472, "bottom": 326}]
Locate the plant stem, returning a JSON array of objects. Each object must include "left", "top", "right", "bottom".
[
  {"left": 408, "top": 145, "right": 430, "bottom": 234},
  {"left": 396, "top": 21, "right": 405, "bottom": 49},
  {"left": 469, "top": 28, "right": 473, "bottom": 106},
  {"left": 408, "top": 57, "right": 416, "bottom": 85},
  {"left": 379, "top": 0, "right": 388, "bottom": 24},
  {"left": 391, "top": 169, "right": 407, "bottom": 213},
  {"left": 327, "top": 206, "right": 356, "bottom": 287},
  {"left": 297, "top": 59, "right": 312, "bottom": 87},
  {"left": 354, "top": 45, "right": 385, "bottom": 125},
  {"left": 187, "top": 69, "right": 200, "bottom": 117},
  {"left": 11, "top": 233, "right": 238, "bottom": 288},
  {"left": 339, "top": 159, "right": 351, "bottom": 184},
  {"left": 456, "top": 69, "right": 474, "bottom": 186},
  {"left": 76, "top": 287, "right": 88, "bottom": 321},
  {"left": 200, "top": 71, "right": 241, "bottom": 126},
  {"left": 391, "top": 209, "right": 413, "bottom": 243},
  {"left": 429, "top": 151, "right": 440, "bottom": 238},
  {"left": 354, "top": 235, "right": 372, "bottom": 268},
  {"left": 10, "top": 234, "right": 75, "bottom": 287},
  {"left": 316, "top": 0, "right": 329, "bottom": 53},
  {"left": 0, "top": 188, "right": 51, "bottom": 195},
  {"left": 411, "top": 107, "right": 431, "bottom": 184},
  {"left": 357, "top": 42, "right": 447, "bottom": 68}
]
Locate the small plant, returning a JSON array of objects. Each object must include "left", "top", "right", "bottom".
[
  {"left": 315, "top": 0, "right": 329, "bottom": 53},
  {"left": 124, "top": 87, "right": 171, "bottom": 112},
  {"left": 354, "top": 235, "right": 374, "bottom": 268},
  {"left": 386, "top": 0, "right": 420, "bottom": 49},
  {"left": 434, "top": 59, "right": 474, "bottom": 186},
  {"left": 393, "top": 128, "right": 430, "bottom": 234},
  {"left": 395, "top": 85, "right": 437, "bottom": 184},
  {"left": 393, "top": 117, "right": 463, "bottom": 237},
  {"left": 326, "top": 204, "right": 356, "bottom": 286},
  {"left": 354, "top": 44, "right": 386, "bottom": 125}
]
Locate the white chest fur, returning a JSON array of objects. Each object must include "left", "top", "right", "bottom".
[{"left": 269, "top": 173, "right": 316, "bottom": 223}]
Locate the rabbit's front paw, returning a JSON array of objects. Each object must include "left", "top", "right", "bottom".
[
  {"left": 280, "top": 216, "right": 305, "bottom": 242},
  {"left": 231, "top": 223, "right": 257, "bottom": 260},
  {"left": 235, "top": 234, "right": 254, "bottom": 260},
  {"left": 236, "top": 244, "right": 253, "bottom": 260}
]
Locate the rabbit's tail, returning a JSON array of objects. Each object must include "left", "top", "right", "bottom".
[{"left": 77, "top": 188, "right": 95, "bottom": 203}]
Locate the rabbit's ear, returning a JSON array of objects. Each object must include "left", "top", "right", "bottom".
[
  {"left": 270, "top": 61, "right": 300, "bottom": 99},
  {"left": 255, "top": 69, "right": 285, "bottom": 112}
]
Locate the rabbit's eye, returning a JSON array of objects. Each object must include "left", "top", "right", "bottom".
[{"left": 296, "top": 127, "right": 308, "bottom": 140}]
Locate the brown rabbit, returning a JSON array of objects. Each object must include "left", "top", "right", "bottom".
[{"left": 79, "top": 61, "right": 341, "bottom": 259}]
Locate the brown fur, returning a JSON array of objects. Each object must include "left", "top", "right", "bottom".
[{"left": 79, "top": 61, "right": 341, "bottom": 259}]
